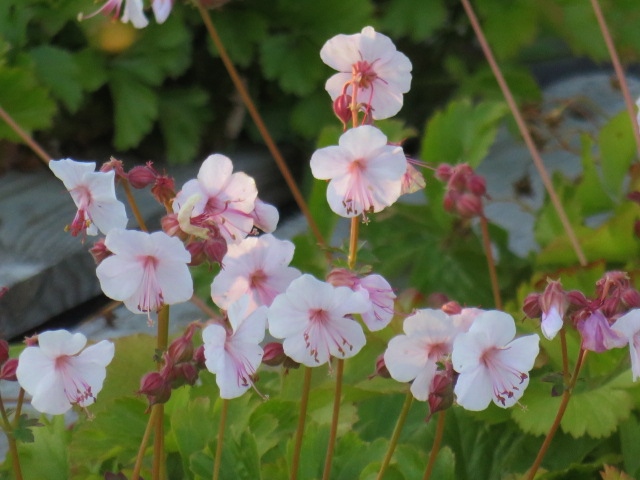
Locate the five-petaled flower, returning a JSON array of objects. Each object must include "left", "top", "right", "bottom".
[
  {"left": 310, "top": 125, "right": 406, "bottom": 218},
  {"left": 16, "top": 330, "right": 114, "bottom": 415},
  {"left": 267, "top": 274, "right": 370, "bottom": 367},
  {"left": 211, "top": 234, "right": 300, "bottom": 313},
  {"left": 202, "top": 295, "right": 267, "bottom": 399},
  {"left": 96, "top": 229, "right": 193, "bottom": 317},
  {"left": 49, "top": 158, "right": 128, "bottom": 238},
  {"left": 452, "top": 310, "right": 539, "bottom": 411},
  {"left": 174, "top": 154, "right": 263, "bottom": 244},
  {"left": 320, "top": 26, "right": 412, "bottom": 120}
]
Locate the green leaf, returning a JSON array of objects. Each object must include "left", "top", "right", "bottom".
[
  {"left": 158, "top": 87, "right": 212, "bottom": 164},
  {"left": 0, "top": 66, "right": 55, "bottom": 140},
  {"left": 28, "top": 45, "right": 84, "bottom": 112},
  {"left": 333, "top": 434, "right": 387, "bottom": 480},
  {"left": 208, "top": 9, "right": 268, "bottom": 67},
  {"left": 171, "top": 396, "right": 215, "bottom": 475},
  {"left": 476, "top": 0, "right": 539, "bottom": 59},
  {"left": 17, "top": 416, "right": 69, "bottom": 480},
  {"left": 619, "top": 412, "right": 640, "bottom": 477},
  {"left": 260, "top": 34, "right": 325, "bottom": 96},
  {"left": 574, "top": 134, "right": 615, "bottom": 216},
  {"left": 74, "top": 48, "right": 108, "bottom": 92},
  {"left": 109, "top": 69, "right": 159, "bottom": 150},
  {"left": 599, "top": 110, "right": 636, "bottom": 200},
  {"left": 420, "top": 98, "right": 508, "bottom": 167},
  {"left": 12, "top": 414, "right": 41, "bottom": 444},
  {"left": 380, "top": 0, "right": 447, "bottom": 41}
]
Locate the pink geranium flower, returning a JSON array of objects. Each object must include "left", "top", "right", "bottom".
[
  {"left": 320, "top": 26, "right": 412, "bottom": 120},
  {"left": 49, "top": 159, "right": 127, "bottom": 238},
  {"left": 80, "top": 0, "right": 149, "bottom": 29},
  {"left": 173, "top": 154, "right": 258, "bottom": 244},
  {"left": 202, "top": 296, "right": 267, "bottom": 399},
  {"left": 310, "top": 125, "right": 406, "bottom": 218},
  {"left": 384, "top": 309, "right": 459, "bottom": 401},
  {"left": 16, "top": 330, "right": 114, "bottom": 415},
  {"left": 612, "top": 309, "right": 640, "bottom": 381},
  {"left": 452, "top": 310, "right": 539, "bottom": 411},
  {"left": 267, "top": 275, "right": 370, "bottom": 367},
  {"left": 578, "top": 310, "right": 626, "bottom": 353},
  {"left": 96, "top": 229, "right": 193, "bottom": 316},
  {"left": 211, "top": 234, "right": 300, "bottom": 312}
]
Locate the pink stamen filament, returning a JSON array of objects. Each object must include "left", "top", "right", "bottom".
[
  {"left": 342, "top": 158, "right": 375, "bottom": 216},
  {"left": 481, "top": 347, "right": 528, "bottom": 406}
]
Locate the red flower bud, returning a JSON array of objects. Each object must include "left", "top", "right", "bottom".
[
  {"left": 333, "top": 93, "right": 352, "bottom": 127},
  {"left": 167, "top": 335, "right": 194, "bottom": 365},
  {"left": 0, "top": 358, "right": 17, "bottom": 381},
  {"left": 456, "top": 192, "right": 483, "bottom": 218},
  {"left": 466, "top": 174, "right": 486, "bottom": 196},
  {"left": 186, "top": 241, "right": 206, "bottom": 267},
  {"left": 203, "top": 234, "right": 227, "bottom": 266},
  {"left": 368, "top": 354, "right": 391, "bottom": 380},
  {"left": 128, "top": 165, "right": 157, "bottom": 189},
  {"left": 434, "top": 164, "right": 453, "bottom": 182},
  {"left": 193, "top": 345, "right": 206, "bottom": 370},
  {"left": 566, "top": 290, "right": 588, "bottom": 307},
  {"left": 326, "top": 268, "right": 358, "bottom": 289},
  {"left": 522, "top": 293, "right": 542, "bottom": 318},
  {"left": 0, "top": 340, "right": 9, "bottom": 366},
  {"left": 262, "top": 342, "right": 286, "bottom": 367},
  {"left": 138, "top": 371, "right": 166, "bottom": 397},
  {"left": 151, "top": 176, "right": 175, "bottom": 205},
  {"left": 441, "top": 301, "right": 462, "bottom": 315},
  {"left": 89, "top": 238, "right": 112, "bottom": 265},
  {"left": 622, "top": 288, "right": 640, "bottom": 309}
]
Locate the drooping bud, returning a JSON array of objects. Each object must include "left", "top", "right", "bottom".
[
  {"left": 167, "top": 326, "right": 196, "bottom": 364},
  {"left": 539, "top": 280, "right": 568, "bottom": 340},
  {"left": 193, "top": 345, "right": 206, "bottom": 370},
  {"left": 0, "top": 358, "right": 17, "bottom": 381},
  {"left": 151, "top": 175, "right": 176, "bottom": 205},
  {"left": 434, "top": 164, "right": 453, "bottom": 182},
  {"left": 522, "top": 293, "right": 542, "bottom": 319},
  {"left": 138, "top": 371, "right": 166, "bottom": 397},
  {"left": 326, "top": 268, "right": 358, "bottom": 289},
  {"left": 566, "top": 290, "right": 589, "bottom": 308},
  {"left": 466, "top": 174, "right": 486, "bottom": 196},
  {"left": 262, "top": 342, "right": 286, "bottom": 367},
  {"left": 128, "top": 164, "right": 157, "bottom": 189},
  {"left": 89, "top": 237, "right": 112, "bottom": 265},
  {"left": 368, "top": 353, "right": 390, "bottom": 379},
  {"left": 0, "top": 339, "right": 9, "bottom": 366},
  {"left": 202, "top": 228, "right": 228, "bottom": 265},
  {"left": 170, "top": 362, "right": 199, "bottom": 388},
  {"left": 622, "top": 288, "right": 640, "bottom": 309},
  {"left": 426, "top": 364, "right": 454, "bottom": 422},
  {"left": 186, "top": 241, "right": 206, "bottom": 267},
  {"left": 333, "top": 93, "right": 352, "bottom": 128},
  {"left": 441, "top": 301, "right": 462, "bottom": 315},
  {"left": 455, "top": 192, "right": 483, "bottom": 218}
]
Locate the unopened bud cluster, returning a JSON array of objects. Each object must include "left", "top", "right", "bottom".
[{"left": 435, "top": 163, "right": 487, "bottom": 218}]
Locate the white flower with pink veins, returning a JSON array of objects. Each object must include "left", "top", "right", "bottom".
[
  {"left": 211, "top": 234, "right": 300, "bottom": 313},
  {"left": 320, "top": 26, "right": 412, "bottom": 120},
  {"left": 311, "top": 125, "right": 406, "bottom": 218},
  {"left": 96, "top": 229, "right": 193, "bottom": 316},
  {"left": 49, "top": 158, "right": 127, "bottom": 237},
  {"left": 16, "top": 330, "right": 114, "bottom": 415}
]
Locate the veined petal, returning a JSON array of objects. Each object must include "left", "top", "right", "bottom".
[
  {"left": 49, "top": 159, "right": 96, "bottom": 190},
  {"left": 38, "top": 330, "right": 87, "bottom": 358},
  {"left": 384, "top": 335, "right": 430, "bottom": 382},
  {"left": 310, "top": 146, "right": 351, "bottom": 180},
  {"left": 197, "top": 154, "right": 234, "bottom": 196},
  {"left": 454, "top": 364, "right": 493, "bottom": 411}
]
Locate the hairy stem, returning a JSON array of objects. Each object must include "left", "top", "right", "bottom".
[
  {"left": 376, "top": 391, "right": 414, "bottom": 480},
  {"left": 590, "top": 0, "right": 640, "bottom": 160},
  {"left": 195, "top": 1, "right": 325, "bottom": 248},
  {"left": 423, "top": 410, "right": 447, "bottom": 480},
  {"left": 291, "top": 367, "right": 313, "bottom": 480},
  {"left": 348, "top": 217, "right": 360, "bottom": 270},
  {"left": 460, "top": 0, "right": 587, "bottom": 266},
  {"left": 322, "top": 358, "right": 344, "bottom": 480},
  {"left": 526, "top": 348, "right": 588, "bottom": 480},
  {"left": 0, "top": 104, "right": 51, "bottom": 166},
  {"left": 480, "top": 215, "right": 502, "bottom": 309},
  {"left": 213, "top": 399, "right": 229, "bottom": 480}
]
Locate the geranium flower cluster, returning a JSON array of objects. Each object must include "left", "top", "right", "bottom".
[{"left": 384, "top": 305, "right": 540, "bottom": 414}]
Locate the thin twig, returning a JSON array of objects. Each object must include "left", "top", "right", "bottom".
[
  {"left": 132, "top": 405, "right": 160, "bottom": 480},
  {"left": 0, "top": 104, "right": 51, "bottom": 165},
  {"left": 291, "top": 367, "right": 313, "bottom": 480},
  {"left": 213, "top": 399, "right": 229, "bottom": 480},
  {"left": 321, "top": 359, "right": 344, "bottom": 480},
  {"left": 460, "top": 0, "right": 587, "bottom": 266},
  {"left": 194, "top": 1, "right": 326, "bottom": 248},
  {"left": 590, "top": 0, "right": 640, "bottom": 160}
]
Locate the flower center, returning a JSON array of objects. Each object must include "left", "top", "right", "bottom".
[
  {"left": 352, "top": 60, "right": 378, "bottom": 89},
  {"left": 138, "top": 255, "right": 164, "bottom": 316},
  {"left": 481, "top": 347, "right": 528, "bottom": 406}
]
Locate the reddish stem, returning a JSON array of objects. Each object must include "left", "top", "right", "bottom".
[
  {"left": 423, "top": 410, "right": 447, "bottom": 480},
  {"left": 0, "top": 104, "right": 51, "bottom": 165}
]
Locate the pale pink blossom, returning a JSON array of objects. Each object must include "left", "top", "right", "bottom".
[
  {"left": 452, "top": 310, "right": 539, "bottom": 411},
  {"left": 16, "top": 330, "right": 114, "bottom": 415},
  {"left": 539, "top": 280, "right": 568, "bottom": 340},
  {"left": 173, "top": 154, "right": 258, "bottom": 244},
  {"left": 211, "top": 234, "right": 300, "bottom": 312},
  {"left": 384, "top": 309, "right": 459, "bottom": 401},
  {"left": 578, "top": 310, "right": 626, "bottom": 353},
  {"left": 80, "top": 0, "right": 149, "bottom": 29},
  {"left": 250, "top": 199, "right": 279, "bottom": 234},
  {"left": 611, "top": 309, "right": 640, "bottom": 381},
  {"left": 321, "top": 26, "right": 412, "bottom": 120},
  {"left": 96, "top": 229, "right": 193, "bottom": 316},
  {"left": 151, "top": 0, "right": 173, "bottom": 23},
  {"left": 49, "top": 159, "right": 127, "bottom": 237},
  {"left": 310, "top": 125, "right": 406, "bottom": 218},
  {"left": 400, "top": 163, "right": 426, "bottom": 196},
  {"left": 202, "top": 296, "right": 267, "bottom": 399},
  {"left": 267, "top": 275, "right": 370, "bottom": 366}
]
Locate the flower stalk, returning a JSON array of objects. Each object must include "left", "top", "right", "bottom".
[
  {"left": 290, "top": 367, "right": 313, "bottom": 480},
  {"left": 213, "top": 399, "right": 229, "bottom": 480},
  {"left": 423, "top": 410, "right": 447, "bottom": 480},
  {"left": 376, "top": 391, "right": 414, "bottom": 480},
  {"left": 0, "top": 103, "right": 51, "bottom": 165}
]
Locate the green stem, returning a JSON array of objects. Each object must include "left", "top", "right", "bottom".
[
  {"left": 291, "top": 367, "right": 313, "bottom": 480},
  {"left": 194, "top": 0, "right": 325, "bottom": 249},
  {"left": 213, "top": 399, "right": 229, "bottom": 480},
  {"left": 321, "top": 359, "right": 344, "bottom": 480},
  {"left": 376, "top": 391, "right": 414, "bottom": 480},
  {"left": 151, "top": 305, "right": 171, "bottom": 480},
  {"left": 423, "top": 410, "right": 447, "bottom": 480},
  {"left": 480, "top": 216, "right": 502, "bottom": 310},
  {"left": 0, "top": 103, "right": 51, "bottom": 166},
  {"left": 121, "top": 179, "right": 149, "bottom": 232},
  {"left": 525, "top": 349, "right": 587, "bottom": 480},
  {"left": 0, "top": 393, "right": 23, "bottom": 480},
  {"left": 590, "top": 0, "right": 640, "bottom": 160},
  {"left": 460, "top": 0, "right": 587, "bottom": 267},
  {"left": 132, "top": 405, "right": 160, "bottom": 480}
]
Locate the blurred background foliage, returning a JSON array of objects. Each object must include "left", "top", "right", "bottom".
[{"left": 1, "top": 0, "right": 639, "bottom": 170}]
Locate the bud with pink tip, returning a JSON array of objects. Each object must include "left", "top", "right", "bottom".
[
  {"left": 0, "top": 358, "right": 17, "bottom": 381},
  {"left": 326, "top": 268, "right": 358, "bottom": 289},
  {"left": 426, "top": 363, "right": 454, "bottom": 422},
  {"left": 151, "top": 175, "right": 176, "bottom": 205},
  {"left": 333, "top": 93, "right": 352, "bottom": 128},
  {"left": 466, "top": 174, "right": 486, "bottom": 196},
  {"left": 522, "top": 293, "right": 542, "bottom": 319},
  {"left": 368, "top": 353, "right": 391, "bottom": 380},
  {"left": 622, "top": 288, "right": 640, "bottom": 309},
  {"left": 100, "top": 157, "right": 127, "bottom": 180},
  {"left": 456, "top": 192, "right": 483, "bottom": 218},
  {"left": 441, "top": 301, "right": 462, "bottom": 315},
  {"left": 262, "top": 342, "right": 286, "bottom": 367},
  {"left": 539, "top": 280, "right": 568, "bottom": 340},
  {"left": 89, "top": 238, "right": 112, "bottom": 265},
  {"left": 193, "top": 345, "right": 206, "bottom": 370},
  {"left": 138, "top": 371, "right": 166, "bottom": 397},
  {"left": 167, "top": 325, "right": 197, "bottom": 364},
  {"left": 128, "top": 164, "right": 157, "bottom": 189},
  {"left": 435, "top": 164, "right": 453, "bottom": 182}
]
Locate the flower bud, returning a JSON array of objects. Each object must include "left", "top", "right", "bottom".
[
  {"left": 426, "top": 367, "right": 454, "bottom": 422},
  {"left": 203, "top": 233, "right": 227, "bottom": 266},
  {"left": 0, "top": 358, "right": 17, "bottom": 381},
  {"left": 434, "top": 164, "right": 453, "bottom": 182},
  {"left": 100, "top": 157, "right": 126, "bottom": 180},
  {"left": 128, "top": 165, "right": 157, "bottom": 189},
  {"left": 622, "top": 288, "right": 640, "bottom": 309},
  {"left": 466, "top": 174, "right": 486, "bottom": 196},
  {"left": 566, "top": 290, "right": 588, "bottom": 307},
  {"left": 442, "top": 190, "right": 457, "bottom": 213},
  {"left": 167, "top": 333, "right": 195, "bottom": 365},
  {"left": 193, "top": 345, "right": 206, "bottom": 370},
  {"left": 186, "top": 241, "right": 206, "bottom": 267},
  {"left": 170, "top": 362, "right": 199, "bottom": 388},
  {"left": 151, "top": 175, "right": 176, "bottom": 205},
  {"left": 89, "top": 238, "right": 112, "bottom": 265},
  {"left": 262, "top": 342, "right": 286, "bottom": 367},
  {"left": 456, "top": 192, "right": 483, "bottom": 218},
  {"left": 138, "top": 371, "right": 166, "bottom": 397},
  {"left": 326, "top": 268, "right": 358, "bottom": 289},
  {"left": 368, "top": 354, "right": 390, "bottom": 379},
  {"left": 333, "top": 93, "right": 352, "bottom": 127},
  {"left": 161, "top": 213, "right": 187, "bottom": 240},
  {"left": 0, "top": 340, "right": 9, "bottom": 366},
  {"left": 441, "top": 301, "right": 462, "bottom": 315},
  {"left": 522, "top": 293, "right": 542, "bottom": 318}
]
